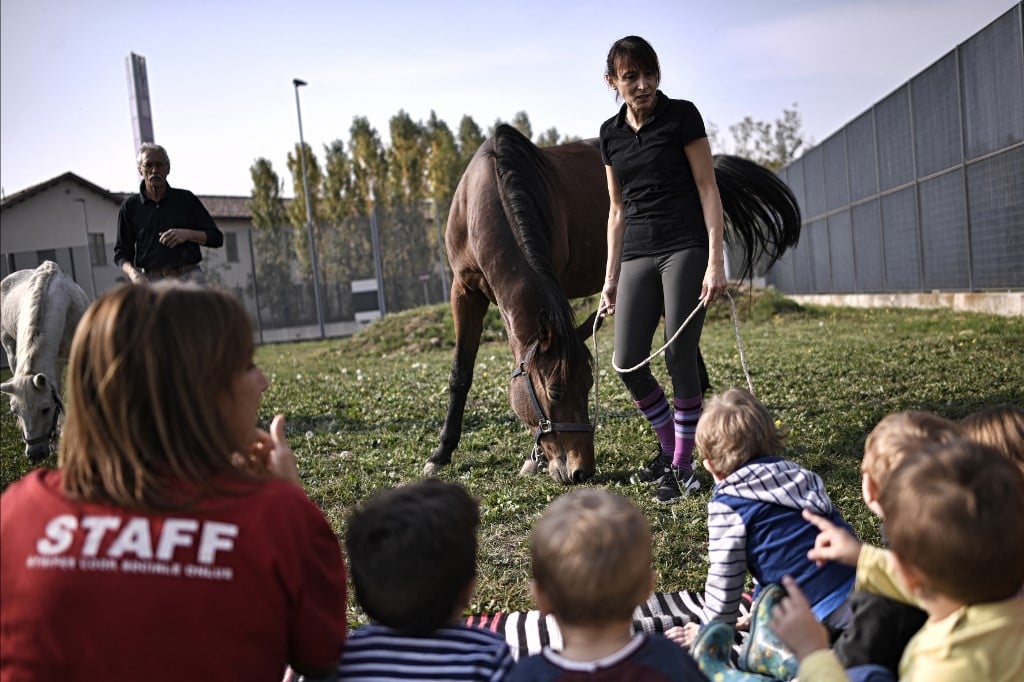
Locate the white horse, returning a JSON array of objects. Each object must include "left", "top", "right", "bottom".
[{"left": 1, "top": 261, "right": 89, "bottom": 461}]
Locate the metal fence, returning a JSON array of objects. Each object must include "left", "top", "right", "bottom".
[
  {"left": 213, "top": 205, "right": 452, "bottom": 345},
  {"left": 768, "top": 3, "right": 1023, "bottom": 294}
]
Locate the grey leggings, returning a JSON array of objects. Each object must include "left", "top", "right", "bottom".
[{"left": 614, "top": 248, "right": 707, "bottom": 401}]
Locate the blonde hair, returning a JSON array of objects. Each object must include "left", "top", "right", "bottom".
[
  {"left": 530, "top": 489, "right": 652, "bottom": 626},
  {"left": 861, "top": 411, "right": 961, "bottom": 491},
  {"left": 882, "top": 439, "right": 1024, "bottom": 604},
  {"left": 960, "top": 405, "right": 1024, "bottom": 476},
  {"left": 696, "top": 388, "right": 785, "bottom": 476},
  {"left": 59, "top": 283, "right": 257, "bottom": 510}
]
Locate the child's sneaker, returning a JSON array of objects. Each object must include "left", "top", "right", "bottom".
[{"left": 655, "top": 466, "right": 700, "bottom": 504}]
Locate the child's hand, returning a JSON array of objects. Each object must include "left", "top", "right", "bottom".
[
  {"left": 665, "top": 622, "right": 701, "bottom": 649},
  {"left": 803, "top": 509, "right": 862, "bottom": 567},
  {"left": 770, "top": 575, "right": 829, "bottom": 661},
  {"left": 251, "top": 414, "right": 301, "bottom": 486},
  {"left": 735, "top": 610, "right": 752, "bottom": 632}
]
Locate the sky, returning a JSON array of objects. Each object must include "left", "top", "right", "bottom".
[{"left": 1, "top": 0, "right": 1018, "bottom": 200}]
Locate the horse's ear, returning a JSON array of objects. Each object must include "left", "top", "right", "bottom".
[
  {"left": 537, "top": 309, "right": 554, "bottom": 352},
  {"left": 575, "top": 309, "right": 602, "bottom": 343},
  {"left": 0, "top": 380, "right": 12, "bottom": 396}
]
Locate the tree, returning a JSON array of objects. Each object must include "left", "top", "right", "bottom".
[
  {"left": 349, "top": 116, "right": 388, "bottom": 217},
  {"left": 536, "top": 127, "right": 561, "bottom": 147},
  {"left": 285, "top": 142, "right": 330, "bottom": 325},
  {"left": 456, "top": 115, "right": 485, "bottom": 171},
  {"left": 728, "top": 104, "right": 805, "bottom": 170},
  {"left": 386, "top": 111, "right": 432, "bottom": 311},
  {"left": 248, "top": 158, "right": 294, "bottom": 326},
  {"left": 511, "top": 111, "right": 532, "bottom": 140},
  {"left": 286, "top": 141, "right": 325, "bottom": 279},
  {"left": 425, "top": 111, "right": 462, "bottom": 209},
  {"left": 321, "top": 139, "right": 359, "bottom": 319},
  {"left": 387, "top": 110, "right": 426, "bottom": 203}
]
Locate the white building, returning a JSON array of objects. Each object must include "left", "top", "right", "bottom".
[{"left": 0, "top": 172, "right": 256, "bottom": 307}]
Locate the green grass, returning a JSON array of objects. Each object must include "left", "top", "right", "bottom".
[{"left": 3, "top": 289, "right": 1022, "bottom": 622}]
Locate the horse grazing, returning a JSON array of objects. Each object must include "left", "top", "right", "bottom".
[
  {"left": 425, "top": 125, "right": 800, "bottom": 484},
  {"left": 1, "top": 261, "right": 89, "bottom": 461}
]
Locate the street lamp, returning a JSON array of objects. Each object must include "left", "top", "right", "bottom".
[
  {"left": 72, "top": 198, "right": 98, "bottom": 298},
  {"left": 292, "top": 77, "right": 326, "bottom": 339}
]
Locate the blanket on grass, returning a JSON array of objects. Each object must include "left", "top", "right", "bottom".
[
  {"left": 284, "top": 590, "right": 751, "bottom": 680},
  {"left": 465, "top": 589, "right": 752, "bottom": 661}
]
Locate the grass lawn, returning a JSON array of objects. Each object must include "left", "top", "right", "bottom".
[{"left": 3, "top": 290, "right": 1022, "bottom": 621}]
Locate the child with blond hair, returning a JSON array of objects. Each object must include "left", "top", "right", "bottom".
[
  {"left": 829, "top": 411, "right": 961, "bottom": 675},
  {"left": 675, "top": 388, "right": 856, "bottom": 654},
  {"left": 960, "top": 405, "right": 1024, "bottom": 475},
  {"left": 507, "top": 489, "right": 705, "bottom": 681},
  {"left": 858, "top": 411, "right": 962, "bottom": 522},
  {"left": 772, "top": 439, "right": 1024, "bottom": 681}
]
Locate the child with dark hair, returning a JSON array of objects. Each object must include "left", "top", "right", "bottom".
[
  {"left": 772, "top": 439, "right": 1024, "bottom": 681},
  {"left": 337, "top": 479, "right": 514, "bottom": 681},
  {"left": 507, "top": 488, "right": 706, "bottom": 681}
]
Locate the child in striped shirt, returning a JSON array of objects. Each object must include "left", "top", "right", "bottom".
[
  {"left": 336, "top": 479, "right": 514, "bottom": 682},
  {"left": 676, "top": 388, "right": 856, "bottom": 648}
]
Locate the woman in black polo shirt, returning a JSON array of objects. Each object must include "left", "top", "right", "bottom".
[{"left": 599, "top": 35, "right": 728, "bottom": 504}]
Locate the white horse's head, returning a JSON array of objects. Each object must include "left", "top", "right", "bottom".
[{"left": 1, "top": 373, "right": 62, "bottom": 462}]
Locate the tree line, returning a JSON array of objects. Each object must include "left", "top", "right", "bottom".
[{"left": 247, "top": 107, "right": 804, "bottom": 327}]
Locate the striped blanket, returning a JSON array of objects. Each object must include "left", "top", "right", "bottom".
[
  {"left": 284, "top": 591, "right": 751, "bottom": 680},
  {"left": 464, "top": 590, "right": 752, "bottom": 661}
]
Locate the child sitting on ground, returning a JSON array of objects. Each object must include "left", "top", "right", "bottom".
[
  {"left": 336, "top": 479, "right": 514, "bottom": 681},
  {"left": 830, "top": 411, "right": 961, "bottom": 675},
  {"left": 674, "top": 388, "right": 856, "bottom": 648},
  {"left": 960, "top": 404, "right": 1024, "bottom": 475},
  {"left": 771, "top": 439, "right": 1024, "bottom": 681},
  {"left": 507, "top": 489, "right": 705, "bottom": 681}
]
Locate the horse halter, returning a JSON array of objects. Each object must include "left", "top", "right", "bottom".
[
  {"left": 22, "top": 383, "right": 64, "bottom": 450},
  {"left": 510, "top": 340, "right": 594, "bottom": 463}
]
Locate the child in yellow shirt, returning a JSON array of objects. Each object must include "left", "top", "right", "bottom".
[{"left": 771, "top": 439, "right": 1024, "bottom": 681}]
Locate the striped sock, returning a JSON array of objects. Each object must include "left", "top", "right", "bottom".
[
  {"left": 673, "top": 394, "right": 703, "bottom": 470},
  {"left": 635, "top": 386, "right": 674, "bottom": 455}
]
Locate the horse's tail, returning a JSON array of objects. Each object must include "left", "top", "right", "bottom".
[{"left": 713, "top": 155, "right": 802, "bottom": 282}]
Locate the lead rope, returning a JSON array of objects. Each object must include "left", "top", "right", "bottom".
[{"left": 590, "top": 290, "right": 754, "bottom": 431}]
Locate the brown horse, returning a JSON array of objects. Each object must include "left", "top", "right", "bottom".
[{"left": 424, "top": 125, "right": 800, "bottom": 484}]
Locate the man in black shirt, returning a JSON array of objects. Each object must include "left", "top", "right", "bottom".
[{"left": 114, "top": 143, "right": 223, "bottom": 284}]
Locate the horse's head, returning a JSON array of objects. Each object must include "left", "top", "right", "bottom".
[
  {"left": 509, "top": 310, "right": 597, "bottom": 485},
  {"left": 1, "top": 373, "right": 62, "bottom": 462}
]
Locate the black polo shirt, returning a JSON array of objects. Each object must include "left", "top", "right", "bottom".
[
  {"left": 114, "top": 182, "right": 224, "bottom": 270},
  {"left": 600, "top": 91, "right": 709, "bottom": 260}
]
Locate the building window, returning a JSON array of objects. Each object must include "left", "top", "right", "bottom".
[
  {"left": 36, "top": 249, "right": 56, "bottom": 265},
  {"left": 225, "top": 232, "right": 239, "bottom": 263},
  {"left": 88, "top": 233, "right": 107, "bottom": 266}
]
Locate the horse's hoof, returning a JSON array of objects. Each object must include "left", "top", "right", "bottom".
[
  {"left": 519, "top": 459, "right": 539, "bottom": 476},
  {"left": 423, "top": 461, "right": 441, "bottom": 477}
]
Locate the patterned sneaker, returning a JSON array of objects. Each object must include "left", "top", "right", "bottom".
[
  {"left": 655, "top": 466, "right": 700, "bottom": 504},
  {"left": 631, "top": 450, "right": 673, "bottom": 485}
]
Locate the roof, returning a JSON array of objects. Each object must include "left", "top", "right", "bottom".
[
  {"left": 0, "top": 171, "right": 266, "bottom": 221},
  {"left": 0, "top": 172, "right": 123, "bottom": 209},
  {"left": 196, "top": 195, "right": 254, "bottom": 219}
]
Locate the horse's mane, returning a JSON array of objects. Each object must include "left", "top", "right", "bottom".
[
  {"left": 488, "top": 125, "right": 592, "bottom": 374},
  {"left": 21, "top": 261, "right": 60, "bottom": 369}
]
